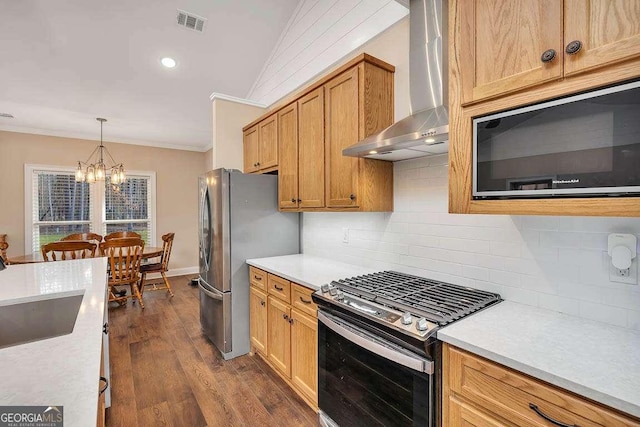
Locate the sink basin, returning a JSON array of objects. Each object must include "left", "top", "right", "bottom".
[{"left": 0, "top": 293, "right": 84, "bottom": 349}]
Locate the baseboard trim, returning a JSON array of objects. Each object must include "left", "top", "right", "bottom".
[{"left": 145, "top": 266, "right": 198, "bottom": 280}]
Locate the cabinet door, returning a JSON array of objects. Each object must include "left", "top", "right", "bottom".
[
  {"left": 457, "top": 0, "right": 563, "bottom": 104},
  {"left": 249, "top": 287, "right": 268, "bottom": 355},
  {"left": 243, "top": 126, "right": 260, "bottom": 173},
  {"left": 267, "top": 295, "right": 291, "bottom": 377},
  {"left": 278, "top": 103, "right": 299, "bottom": 209},
  {"left": 298, "top": 87, "right": 325, "bottom": 208},
  {"left": 258, "top": 114, "right": 278, "bottom": 170},
  {"left": 290, "top": 309, "right": 317, "bottom": 405},
  {"left": 564, "top": 0, "right": 640, "bottom": 76},
  {"left": 324, "top": 67, "right": 359, "bottom": 208}
]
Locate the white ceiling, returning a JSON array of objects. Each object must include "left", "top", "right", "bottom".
[{"left": 0, "top": 0, "right": 299, "bottom": 151}]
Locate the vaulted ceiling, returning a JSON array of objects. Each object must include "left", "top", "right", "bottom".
[{"left": 0, "top": 0, "right": 407, "bottom": 152}]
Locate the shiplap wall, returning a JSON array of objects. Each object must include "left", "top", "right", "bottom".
[
  {"left": 246, "top": 0, "right": 408, "bottom": 106},
  {"left": 302, "top": 155, "right": 640, "bottom": 331}
]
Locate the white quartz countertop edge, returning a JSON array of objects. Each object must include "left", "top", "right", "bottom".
[
  {"left": 0, "top": 258, "right": 108, "bottom": 427},
  {"left": 246, "top": 254, "right": 377, "bottom": 290},
  {"left": 437, "top": 301, "right": 640, "bottom": 419}
]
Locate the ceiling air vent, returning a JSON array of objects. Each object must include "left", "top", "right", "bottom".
[
  {"left": 176, "top": 9, "right": 206, "bottom": 33},
  {"left": 0, "top": 113, "right": 14, "bottom": 118}
]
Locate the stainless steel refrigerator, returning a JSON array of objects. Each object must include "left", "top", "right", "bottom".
[{"left": 198, "top": 169, "right": 299, "bottom": 360}]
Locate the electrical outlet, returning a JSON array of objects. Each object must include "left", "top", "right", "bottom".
[
  {"left": 609, "top": 256, "right": 637, "bottom": 284},
  {"left": 342, "top": 228, "right": 349, "bottom": 244}
]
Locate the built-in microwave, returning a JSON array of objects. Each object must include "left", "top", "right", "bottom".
[{"left": 473, "top": 80, "right": 640, "bottom": 199}]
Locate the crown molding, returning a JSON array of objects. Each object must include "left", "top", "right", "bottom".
[
  {"left": 0, "top": 124, "right": 209, "bottom": 152},
  {"left": 209, "top": 92, "right": 267, "bottom": 108}
]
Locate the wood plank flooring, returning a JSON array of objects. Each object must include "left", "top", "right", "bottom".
[{"left": 106, "top": 275, "right": 316, "bottom": 427}]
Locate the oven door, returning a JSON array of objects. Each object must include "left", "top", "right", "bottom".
[{"left": 318, "top": 310, "right": 434, "bottom": 427}]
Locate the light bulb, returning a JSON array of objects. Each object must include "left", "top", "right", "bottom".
[
  {"left": 86, "top": 166, "right": 96, "bottom": 183},
  {"left": 95, "top": 163, "right": 106, "bottom": 181},
  {"left": 118, "top": 166, "right": 126, "bottom": 183},
  {"left": 110, "top": 167, "right": 120, "bottom": 185},
  {"left": 75, "top": 163, "right": 85, "bottom": 182}
]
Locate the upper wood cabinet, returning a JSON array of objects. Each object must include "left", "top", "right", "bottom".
[
  {"left": 325, "top": 67, "right": 360, "bottom": 208},
  {"left": 243, "top": 125, "right": 260, "bottom": 173},
  {"left": 279, "top": 88, "right": 325, "bottom": 210},
  {"left": 564, "top": 0, "right": 640, "bottom": 76},
  {"left": 449, "top": 0, "right": 640, "bottom": 216},
  {"left": 459, "top": 0, "right": 640, "bottom": 106},
  {"left": 244, "top": 53, "right": 395, "bottom": 212},
  {"left": 459, "top": 0, "right": 563, "bottom": 105},
  {"left": 243, "top": 114, "right": 278, "bottom": 174}
]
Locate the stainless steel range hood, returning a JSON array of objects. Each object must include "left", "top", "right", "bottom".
[{"left": 343, "top": 0, "right": 448, "bottom": 161}]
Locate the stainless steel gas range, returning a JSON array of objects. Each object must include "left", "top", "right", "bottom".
[{"left": 312, "top": 271, "right": 501, "bottom": 427}]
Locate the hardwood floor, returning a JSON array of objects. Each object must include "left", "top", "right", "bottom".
[{"left": 106, "top": 275, "right": 316, "bottom": 427}]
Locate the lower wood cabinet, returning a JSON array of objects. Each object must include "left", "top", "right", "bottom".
[
  {"left": 249, "top": 268, "right": 318, "bottom": 410},
  {"left": 443, "top": 343, "right": 640, "bottom": 427},
  {"left": 249, "top": 287, "right": 267, "bottom": 355},
  {"left": 267, "top": 295, "right": 291, "bottom": 377}
]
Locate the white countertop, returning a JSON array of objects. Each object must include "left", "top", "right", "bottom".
[
  {"left": 438, "top": 301, "right": 640, "bottom": 418},
  {"left": 0, "top": 258, "right": 107, "bottom": 427},
  {"left": 246, "top": 254, "right": 377, "bottom": 290}
]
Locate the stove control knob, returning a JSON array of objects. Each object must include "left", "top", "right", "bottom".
[
  {"left": 329, "top": 286, "right": 338, "bottom": 296},
  {"left": 401, "top": 312, "right": 413, "bottom": 325},
  {"left": 321, "top": 284, "right": 330, "bottom": 293},
  {"left": 335, "top": 291, "right": 344, "bottom": 301},
  {"left": 416, "top": 318, "right": 428, "bottom": 332}
]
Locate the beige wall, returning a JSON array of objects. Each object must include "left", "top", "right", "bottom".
[
  {"left": 211, "top": 99, "right": 265, "bottom": 171},
  {"left": 204, "top": 148, "right": 213, "bottom": 172},
  {"left": 0, "top": 130, "right": 205, "bottom": 270}
]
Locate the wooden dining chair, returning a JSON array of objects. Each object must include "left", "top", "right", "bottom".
[
  {"left": 99, "top": 237, "right": 145, "bottom": 308},
  {"left": 104, "top": 231, "right": 142, "bottom": 241},
  {"left": 42, "top": 241, "right": 97, "bottom": 261},
  {"left": 61, "top": 232, "right": 103, "bottom": 244},
  {"left": 139, "top": 233, "right": 175, "bottom": 297}
]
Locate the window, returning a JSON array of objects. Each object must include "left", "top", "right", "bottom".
[
  {"left": 26, "top": 165, "right": 156, "bottom": 253},
  {"left": 104, "top": 175, "right": 153, "bottom": 243}
]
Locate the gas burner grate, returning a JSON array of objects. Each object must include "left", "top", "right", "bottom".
[{"left": 332, "top": 271, "right": 501, "bottom": 325}]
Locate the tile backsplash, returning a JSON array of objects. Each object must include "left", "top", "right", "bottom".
[{"left": 301, "top": 154, "right": 640, "bottom": 330}]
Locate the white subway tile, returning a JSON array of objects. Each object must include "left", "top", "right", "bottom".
[
  {"left": 628, "top": 310, "right": 640, "bottom": 331},
  {"left": 499, "top": 286, "right": 539, "bottom": 306},
  {"left": 462, "top": 266, "right": 490, "bottom": 281},
  {"left": 540, "top": 231, "right": 582, "bottom": 248},
  {"left": 489, "top": 270, "right": 521, "bottom": 287},
  {"left": 490, "top": 241, "right": 522, "bottom": 258}
]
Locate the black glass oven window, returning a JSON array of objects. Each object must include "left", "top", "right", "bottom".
[
  {"left": 318, "top": 322, "right": 432, "bottom": 427},
  {"left": 475, "top": 84, "right": 640, "bottom": 196}
]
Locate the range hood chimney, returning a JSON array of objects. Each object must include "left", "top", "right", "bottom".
[{"left": 343, "top": 0, "right": 448, "bottom": 161}]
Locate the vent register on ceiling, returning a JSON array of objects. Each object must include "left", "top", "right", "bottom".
[{"left": 176, "top": 9, "right": 206, "bottom": 33}]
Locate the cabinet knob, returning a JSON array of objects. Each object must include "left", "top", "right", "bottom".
[
  {"left": 350, "top": 194, "right": 356, "bottom": 201},
  {"left": 260, "top": 300, "right": 265, "bottom": 307},
  {"left": 289, "top": 318, "right": 294, "bottom": 325},
  {"left": 297, "top": 199, "right": 302, "bottom": 203},
  {"left": 565, "top": 40, "right": 582, "bottom": 55},
  {"left": 291, "top": 198, "right": 296, "bottom": 203},
  {"left": 540, "top": 49, "right": 556, "bottom": 63},
  {"left": 282, "top": 313, "right": 289, "bottom": 320},
  {"left": 256, "top": 162, "right": 261, "bottom": 166},
  {"left": 253, "top": 163, "right": 257, "bottom": 167}
]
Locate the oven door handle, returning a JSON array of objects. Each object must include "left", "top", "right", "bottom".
[{"left": 318, "top": 311, "right": 434, "bottom": 374}]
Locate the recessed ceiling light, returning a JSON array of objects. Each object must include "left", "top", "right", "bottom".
[
  {"left": 369, "top": 150, "right": 378, "bottom": 154},
  {"left": 425, "top": 137, "right": 435, "bottom": 144},
  {"left": 161, "top": 57, "right": 177, "bottom": 68}
]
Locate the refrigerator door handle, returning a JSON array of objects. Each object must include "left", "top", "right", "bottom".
[{"left": 199, "top": 282, "right": 224, "bottom": 300}]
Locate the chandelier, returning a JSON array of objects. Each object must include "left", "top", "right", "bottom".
[{"left": 75, "top": 118, "right": 126, "bottom": 184}]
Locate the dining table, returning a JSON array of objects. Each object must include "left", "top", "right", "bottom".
[{"left": 8, "top": 246, "right": 164, "bottom": 265}]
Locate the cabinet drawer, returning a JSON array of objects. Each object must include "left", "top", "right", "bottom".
[
  {"left": 291, "top": 283, "right": 317, "bottom": 317},
  {"left": 446, "top": 345, "right": 640, "bottom": 427},
  {"left": 267, "top": 274, "right": 290, "bottom": 303},
  {"left": 249, "top": 267, "right": 267, "bottom": 291}
]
